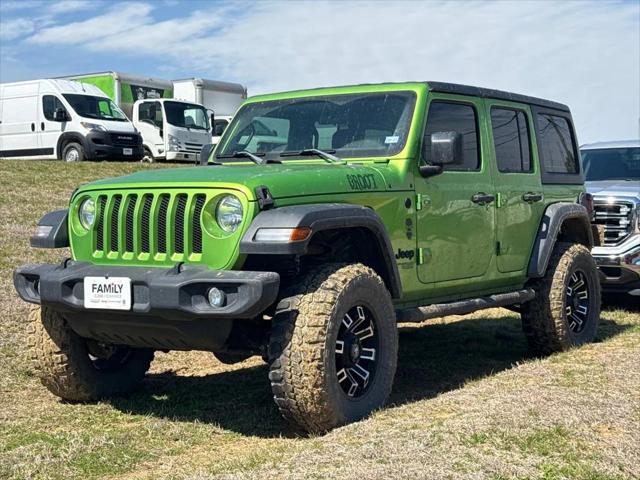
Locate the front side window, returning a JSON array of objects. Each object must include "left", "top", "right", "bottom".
[
  {"left": 42, "top": 95, "right": 66, "bottom": 121},
  {"left": 423, "top": 101, "right": 480, "bottom": 171},
  {"left": 537, "top": 113, "right": 578, "bottom": 174},
  {"left": 164, "top": 101, "right": 209, "bottom": 130},
  {"left": 491, "top": 108, "right": 532, "bottom": 172},
  {"left": 138, "top": 101, "right": 163, "bottom": 128},
  {"left": 581, "top": 147, "right": 640, "bottom": 181},
  {"left": 62, "top": 94, "right": 128, "bottom": 122},
  {"left": 217, "top": 91, "right": 416, "bottom": 160}
]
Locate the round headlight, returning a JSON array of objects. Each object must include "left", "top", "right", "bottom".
[
  {"left": 79, "top": 198, "right": 96, "bottom": 230},
  {"left": 216, "top": 195, "right": 243, "bottom": 233}
]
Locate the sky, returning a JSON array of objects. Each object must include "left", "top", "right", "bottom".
[{"left": 0, "top": 0, "right": 638, "bottom": 144}]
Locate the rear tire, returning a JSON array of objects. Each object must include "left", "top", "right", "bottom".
[
  {"left": 62, "top": 142, "right": 84, "bottom": 162},
  {"left": 521, "top": 242, "right": 601, "bottom": 355},
  {"left": 28, "top": 306, "right": 154, "bottom": 401},
  {"left": 268, "top": 263, "right": 397, "bottom": 433}
]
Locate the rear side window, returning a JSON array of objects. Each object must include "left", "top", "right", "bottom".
[
  {"left": 491, "top": 108, "right": 531, "bottom": 172},
  {"left": 42, "top": 95, "right": 66, "bottom": 121},
  {"left": 423, "top": 101, "right": 479, "bottom": 171},
  {"left": 536, "top": 113, "right": 578, "bottom": 174}
]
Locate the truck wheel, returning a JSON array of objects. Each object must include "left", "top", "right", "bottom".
[
  {"left": 521, "top": 242, "right": 601, "bottom": 355},
  {"left": 141, "top": 147, "right": 154, "bottom": 163},
  {"left": 62, "top": 142, "right": 84, "bottom": 162},
  {"left": 268, "top": 263, "right": 397, "bottom": 433},
  {"left": 28, "top": 306, "right": 154, "bottom": 401}
]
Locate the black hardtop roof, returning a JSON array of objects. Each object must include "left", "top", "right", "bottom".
[{"left": 426, "top": 81, "right": 570, "bottom": 112}]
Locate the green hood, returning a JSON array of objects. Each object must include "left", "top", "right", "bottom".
[{"left": 76, "top": 162, "right": 394, "bottom": 201}]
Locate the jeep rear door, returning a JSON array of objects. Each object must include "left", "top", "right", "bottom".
[
  {"left": 415, "top": 95, "right": 496, "bottom": 294},
  {"left": 485, "top": 101, "right": 544, "bottom": 274}
]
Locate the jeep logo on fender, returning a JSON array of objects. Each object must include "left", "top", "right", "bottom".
[
  {"left": 395, "top": 248, "right": 415, "bottom": 261},
  {"left": 347, "top": 174, "right": 377, "bottom": 191}
]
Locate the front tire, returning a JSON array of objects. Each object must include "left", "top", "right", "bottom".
[
  {"left": 28, "top": 306, "right": 154, "bottom": 401},
  {"left": 521, "top": 242, "right": 601, "bottom": 355},
  {"left": 62, "top": 142, "right": 85, "bottom": 162},
  {"left": 141, "top": 147, "right": 154, "bottom": 163},
  {"left": 268, "top": 263, "right": 397, "bottom": 433}
]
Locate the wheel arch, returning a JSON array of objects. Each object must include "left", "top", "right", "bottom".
[
  {"left": 56, "top": 132, "right": 88, "bottom": 160},
  {"left": 527, "top": 202, "right": 594, "bottom": 278},
  {"left": 240, "top": 204, "right": 403, "bottom": 299}
]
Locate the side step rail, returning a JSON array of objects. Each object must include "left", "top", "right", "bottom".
[{"left": 396, "top": 288, "right": 536, "bottom": 323}]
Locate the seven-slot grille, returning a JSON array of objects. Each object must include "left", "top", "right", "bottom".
[
  {"left": 93, "top": 192, "right": 207, "bottom": 259},
  {"left": 592, "top": 198, "right": 636, "bottom": 246}
]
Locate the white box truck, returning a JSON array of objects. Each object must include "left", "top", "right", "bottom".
[
  {"left": 66, "top": 72, "right": 236, "bottom": 162},
  {"left": 0, "top": 78, "right": 143, "bottom": 161},
  {"left": 172, "top": 78, "right": 247, "bottom": 144}
]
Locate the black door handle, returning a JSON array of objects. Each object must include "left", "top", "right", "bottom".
[
  {"left": 522, "top": 192, "right": 543, "bottom": 203},
  {"left": 31, "top": 123, "right": 35, "bottom": 132},
  {"left": 471, "top": 193, "right": 495, "bottom": 205},
  {"left": 41, "top": 122, "right": 45, "bottom": 131}
]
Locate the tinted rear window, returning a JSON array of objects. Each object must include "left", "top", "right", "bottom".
[{"left": 537, "top": 113, "right": 578, "bottom": 174}]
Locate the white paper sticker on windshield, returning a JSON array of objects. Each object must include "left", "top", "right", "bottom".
[{"left": 385, "top": 136, "right": 399, "bottom": 144}]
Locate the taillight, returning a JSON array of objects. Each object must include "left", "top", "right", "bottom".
[{"left": 579, "top": 192, "right": 594, "bottom": 221}]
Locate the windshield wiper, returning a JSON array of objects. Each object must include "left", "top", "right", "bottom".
[
  {"left": 216, "top": 150, "right": 281, "bottom": 165},
  {"left": 280, "top": 148, "right": 342, "bottom": 163}
]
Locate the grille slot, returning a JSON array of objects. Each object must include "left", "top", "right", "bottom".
[
  {"left": 140, "top": 195, "right": 153, "bottom": 253},
  {"left": 192, "top": 195, "right": 206, "bottom": 254},
  {"left": 174, "top": 194, "right": 188, "bottom": 254},
  {"left": 92, "top": 191, "right": 209, "bottom": 260},
  {"left": 125, "top": 195, "right": 137, "bottom": 252},
  {"left": 593, "top": 198, "right": 635, "bottom": 246},
  {"left": 110, "top": 195, "right": 122, "bottom": 252},
  {"left": 96, "top": 196, "right": 106, "bottom": 251},
  {"left": 157, "top": 195, "right": 170, "bottom": 254}
]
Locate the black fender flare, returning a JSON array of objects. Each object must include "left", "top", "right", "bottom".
[
  {"left": 527, "top": 202, "right": 594, "bottom": 278},
  {"left": 56, "top": 132, "right": 89, "bottom": 160},
  {"left": 240, "top": 203, "right": 402, "bottom": 299}
]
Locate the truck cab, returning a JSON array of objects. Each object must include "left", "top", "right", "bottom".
[{"left": 132, "top": 98, "right": 211, "bottom": 162}]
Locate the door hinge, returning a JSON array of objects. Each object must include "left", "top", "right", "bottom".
[
  {"left": 417, "top": 247, "right": 424, "bottom": 265},
  {"left": 495, "top": 192, "right": 502, "bottom": 208},
  {"left": 416, "top": 193, "right": 422, "bottom": 211}
]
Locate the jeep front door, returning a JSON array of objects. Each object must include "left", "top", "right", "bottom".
[
  {"left": 416, "top": 96, "right": 496, "bottom": 293},
  {"left": 486, "top": 102, "right": 544, "bottom": 273}
]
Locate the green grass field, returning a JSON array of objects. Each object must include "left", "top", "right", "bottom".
[{"left": 0, "top": 159, "right": 638, "bottom": 480}]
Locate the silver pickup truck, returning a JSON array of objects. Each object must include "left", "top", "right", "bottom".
[{"left": 581, "top": 140, "right": 640, "bottom": 297}]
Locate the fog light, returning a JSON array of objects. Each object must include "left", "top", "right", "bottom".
[{"left": 208, "top": 287, "right": 226, "bottom": 307}]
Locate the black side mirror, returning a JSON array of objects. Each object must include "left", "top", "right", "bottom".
[
  {"left": 199, "top": 143, "right": 213, "bottom": 165},
  {"left": 54, "top": 108, "right": 68, "bottom": 122},
  {"left": 209, "top": 112, "right": 215, "bottom": 132},
  {"left": 431, "top": 131, "right": 463, "bottom": 166}
]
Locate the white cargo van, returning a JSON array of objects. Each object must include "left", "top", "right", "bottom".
[
  {"left": 132, "top": 98, "right": 213, "bottom": 162},
  {"left": 0, "top": 79, "right": 143, "bottom": 161},
  {"left": 172, "top": 78, "right": 246, "bottom": 144}
]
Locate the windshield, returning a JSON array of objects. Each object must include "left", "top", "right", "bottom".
[
  {"left": 164, "top": 101, "right": 209, "bottom": 130},
  {"left": 63, "top": 94, "right": 128, "bottom": 122},
  {"left": 217, "top": 91, "right": 416, "bottom": 160},
  {"left": 581, "top": 147, "right": 640, "bottom": 181}
]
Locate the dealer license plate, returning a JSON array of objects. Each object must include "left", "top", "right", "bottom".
[
  {"left": 123, "top": 148, "right": 133, "bottom": 155},
  {"left": 84, "top": 276, "right": 131, "bottom": 310}
]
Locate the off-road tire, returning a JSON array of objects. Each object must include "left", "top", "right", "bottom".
[
  {"left": 62, "top": 142, "right": 85, "bottom": 162},
  {"left": 522, "top": 242, "right": 601, "bottom": 355},
  {"left": 268, "top": 263, "right": 397, "bottom": 433},
  {"left": 28, "top": 306, "right": 154, "bottom": 401}
]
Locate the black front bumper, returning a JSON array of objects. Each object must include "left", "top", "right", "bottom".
[
  {"left": 14, "top": 261, "right": 280, "bottom": 351},
  {"left": 85, "top": 131, "right": 144, "bottom": 161}
]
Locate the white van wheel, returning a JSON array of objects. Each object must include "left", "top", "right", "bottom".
[{"left": 63, "top": 143, "right": 84, "bottom": 162}]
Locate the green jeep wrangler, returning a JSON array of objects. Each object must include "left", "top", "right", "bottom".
[{"left": 15, "top": 82, "right": 601, "bottom": 433}]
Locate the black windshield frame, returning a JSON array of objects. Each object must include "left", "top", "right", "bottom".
[
  {"left": 581, "top": 147, "right": 640, "bottom": 181},
  {"left": 216, "top": 91, "right": 417, "bottom": 161}
]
